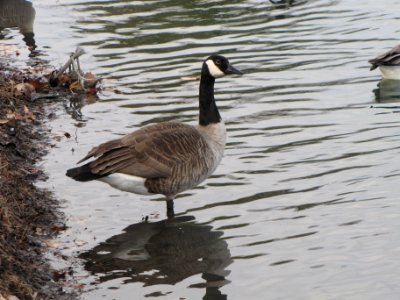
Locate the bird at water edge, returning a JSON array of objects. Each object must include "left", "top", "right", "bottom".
[
  {"left": 66, "top": 55, "right": 242, "bottom": 218},
  {"left": 369, "top": 44, "right": 400, "bottom": 80}
]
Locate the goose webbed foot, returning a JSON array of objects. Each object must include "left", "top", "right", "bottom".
[{"left": 166, "top": 198, "right": 174, "bottom": 219}]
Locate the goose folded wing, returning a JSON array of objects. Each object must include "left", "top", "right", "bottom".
[
  {"left": 78, "top": 123, "right": 203, "bottom": 179},
  {"left": 369, "top": 45, "right": 400, "bottom": 70}
]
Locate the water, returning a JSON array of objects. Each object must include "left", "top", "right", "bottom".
[{"left": 3, "top": 0, "right": 400, "bottom": 299}]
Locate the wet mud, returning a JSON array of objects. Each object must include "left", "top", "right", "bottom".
[{"left": 0, "top": 65, "right": 75, "bottom": 299}]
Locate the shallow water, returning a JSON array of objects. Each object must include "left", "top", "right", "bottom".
[{"left": 3, "top": 0, "right": 400, "bottom": 299}]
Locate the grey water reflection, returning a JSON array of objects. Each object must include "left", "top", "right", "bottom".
[
  {"left": 0, "top": 0, "right": 36, "bottom": 49},
  {"left": 22, "top": 0, "right": 400, "bottom": 298},
  {"left": 373, "top": 79, "right": 400, "bottom": 103},
  {"left": 80, "top": 216, "right": 232, "bottom": 300}
]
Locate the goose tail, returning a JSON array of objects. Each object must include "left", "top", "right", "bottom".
[{"left": 66, "top": 163, "right": 104, "bottom": 182}]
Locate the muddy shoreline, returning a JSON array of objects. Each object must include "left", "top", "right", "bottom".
[{"left": 0, "top": 65, "right": 75, "bottom": 299}]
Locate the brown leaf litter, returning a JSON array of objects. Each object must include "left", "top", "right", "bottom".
[{"left": 0, "top": 66, "right": 77, "bottom": 299}]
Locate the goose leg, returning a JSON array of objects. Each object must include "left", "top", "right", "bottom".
[{"left": 166, "top": 197, "right": 175, "bottom": 219}]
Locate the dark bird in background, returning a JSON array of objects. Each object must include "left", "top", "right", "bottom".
[
  {"left": 369, "top": 44, "right": 400, "bottom": 80},
  {"left": 0, "top": 0, "right": 36, "bottom": 49}
]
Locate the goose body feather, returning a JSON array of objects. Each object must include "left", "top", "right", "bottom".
[
  {"left": 378, "top": 65, "right": 400, "bottom": 80},
  {"left": 70, "top": 121, "right": 226, "bottom": 197}
]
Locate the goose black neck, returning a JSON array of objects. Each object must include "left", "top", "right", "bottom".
[{"left": 199, "top": 68, "right": 221, "bottom": 126}]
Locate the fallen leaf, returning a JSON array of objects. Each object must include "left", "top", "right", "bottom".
[
  {"left": 52, "top": 271, "right": 66, "bottom": 282},
  {"left": 23, "top": 106, "right": 36, "bottom": 121},
  {"left": 83, "top": 72, "right": 97, "bottom": 88},
  {"left": 0, "top": 294, "right": 20, "bottom": 300},
  {"left": 58, "top": 74, "right": 72, "bottom": 86},
  {"left": 0, "top": 208, "right": 10, "bottom": 226},
  {"left": 59, "top": 282, "right": 85, "bottom": 289},
  {"left": 83, "top": 72, "right": 100, "bottom": 94},
  {"left": 50, "top": 224, "right": 68, "bottom": 233},
  {"left": 74, "top": 240, "right": 88, "bottom": 247},
  {"left": 6, "top": 111, "right": 23, "bottom": 121},
  {"left": 85, "top": 86, "right": 98, "bottom": 95},
  {"left": 42, "top": 239, "right": 59, "bottom": 248},
  {"left": 69, "top": 284, "right": 85, "bottom": 289},
  {"left": 13, "top": 83, "right": 35, "bottom": 98},
  {"left": 69, "top": 81, "right": 84, "bottom": 93},
  {"left": 25, "top": 79, "right": 43, "bottom": 91}
]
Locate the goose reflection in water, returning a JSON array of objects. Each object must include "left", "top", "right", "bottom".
[
  {"left": 0, "top": 0, "right": 36, "bottom": 50},
  {"left": 80, "top": 215, "right": 232, "bottom": 300},
  {"left": 373, "top": 79, "right": 400, "bottom": 104}
]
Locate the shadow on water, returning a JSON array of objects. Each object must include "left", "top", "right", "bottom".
[
  {"left": 79, "top": 215, "right": 232, "bottom": 300},
  {"left": 0, "top": 0, "right": 36, "bottom": 50}
]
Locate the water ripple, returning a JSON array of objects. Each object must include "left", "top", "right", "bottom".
[{"left": 30, "top": 0, "right": 400, "bottom": 298}]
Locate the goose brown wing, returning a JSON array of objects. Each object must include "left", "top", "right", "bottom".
[
  {"left": 78, "top": 122, "right": 204, "bottom": 179},
  {"left": 369, "top": 45, "right": 400, "bottom": 70}
]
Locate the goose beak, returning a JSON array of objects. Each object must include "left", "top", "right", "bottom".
[{"left": 225, "top": 64, "right": 243, "bottom": 75}]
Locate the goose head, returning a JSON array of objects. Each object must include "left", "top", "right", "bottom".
[{"left": 203, "top": 55, "right": 242, "bottom": 78}]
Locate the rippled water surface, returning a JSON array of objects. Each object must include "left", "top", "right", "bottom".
[{"left": 3, "top": 0, "right": 400, "bottom": 299}]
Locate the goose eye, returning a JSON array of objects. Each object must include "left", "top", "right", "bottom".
[{"left": 215, "top": 59, "right": 221, "bottom": 65}]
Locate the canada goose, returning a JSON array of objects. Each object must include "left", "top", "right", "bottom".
[
  {"left": 66, "top": 55, "right": 242, "bottom": 218},
  {"left": 369, "top": 44, "right": 400, "bottom": 80}
]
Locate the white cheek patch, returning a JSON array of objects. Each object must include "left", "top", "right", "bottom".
[{"left": 206, "top": 60, "right": 225, "bottom": 78}]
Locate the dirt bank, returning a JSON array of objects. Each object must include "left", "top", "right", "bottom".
[{"left": 0, "top": 66, "right": 74, "bottom": 299}]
